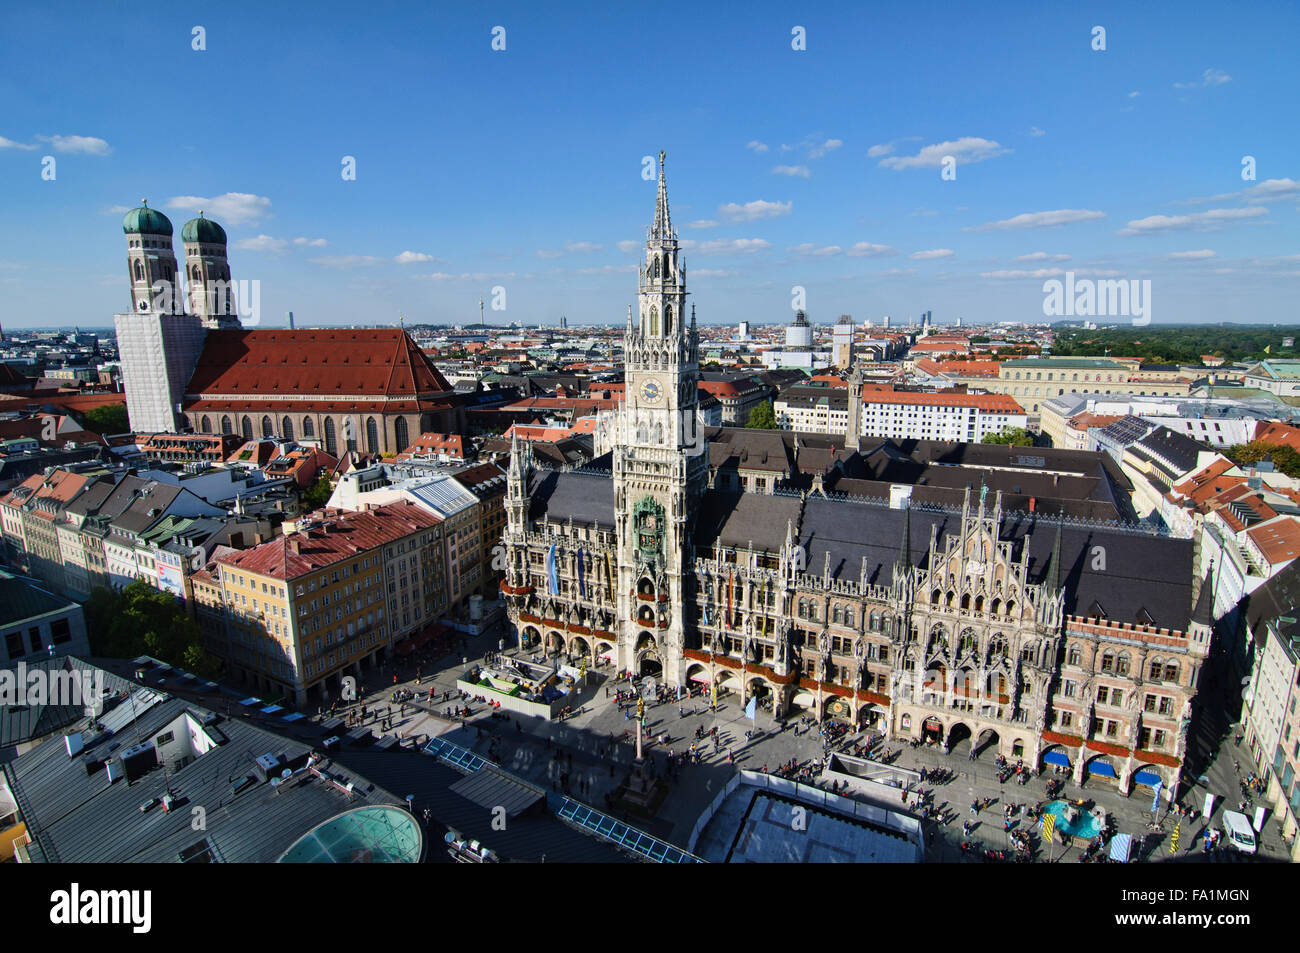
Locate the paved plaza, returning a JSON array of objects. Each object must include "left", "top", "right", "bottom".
[{"left": 222, "top": 620, "right": 1288, "bottom": 863}]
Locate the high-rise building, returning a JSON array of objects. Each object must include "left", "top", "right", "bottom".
[{"left": 832, "top": 314, "right": 855, "bottom": 369}]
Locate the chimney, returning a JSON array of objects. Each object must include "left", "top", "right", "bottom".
[{"left": 289, "top": 538, "right": 300, "bottom": 554}]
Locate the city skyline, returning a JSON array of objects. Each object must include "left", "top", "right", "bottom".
[{"left": 2, "top": 1, "right": 1298, "bottom": 329}]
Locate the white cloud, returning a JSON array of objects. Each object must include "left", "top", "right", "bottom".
[
  {"left": 294, "top": 237, "right": 328, "bottom": 247},
  {"left": 575, "top": 264, "right": 636, "bottom": 275},
  {"left": 616, "top": 240, "right": 641, "bottom": 254},
  {"left": 1181, "top": 178, "right": 1300, "bottom": 206},
  {"left": 1029, "top": 126, "right": 1045, "bottom": 137},
  {"left": 1014, "top": 252, "right": 1071, "bottom": 261},
  {"left": 788, "top": 243, "right": 842, "bottom": 257},
  {"left": 308, "top": 255, "right": 382, "bottom": 268},
  {"left": 395, "top": 250, "right": 434, "bottom": 263},
  {"left": 966, "top": 209, "right": 1105, "bottom": 232},
  {"left": 686, "top": 219, "right": 719, "bottom": 229},
  {"left": 419, "top": 271, "right": 517, "bottom": 282},
  {"left": 719, "top": 200, "right": 792, "bottom": 223},
  {"left": 772, "top": 165, "right": 811, "bottom": 178},
  {"left": 535, "top": 249, "right": 564, "bottom": 259},
  {"left": 563, "top": 241, "right": 602, "bottom": 253},
  {"left": 1128, "top": 91, "right": 1141, "bottom": 98},
  {"left": 233, "top": 234, "right": 288, "bottom": 253},
  {"left": 103, "top": 204, "right": 132, "bottom": 215},
  {"left": 846, "top": 242, "right": 898, "bottom": 258},
  {"left": 866, "top": 143, "right": 894, "bottom": 158},
  {"left": 1167, "top": 249, "right": 1217, "bottom": 260},
  {"left": 910, "top": 248, "right": 955, "bottom": 260},
  {"left": 693, "top": 268, "right": 736, "bottom": 278},
  {"left": 746, "top": 140, "right": 769, "bottom": 153},
  {"left": 694, "top": 238, "right": 771, "bottom": 255},
  {"left": 35, "top": 134, "right": 110, "bottom": 155},
  {"left": 808, "top": 138, "right": 843, "bottom": 159},
  {"left": 1117, "top": 206, "right": 1267, "bottom": 235},
  {"left": 980, "top": 268, "right": 1065, "bottom": 279},
  {"left": 0, "top": 136, "right": 37, "bottom": 151},
  {"left": 878, "top": 268, "right": 917, "bottom": 277},
  {"left": 167, "top": 192, "right": 271, "bottom": 226},
  {"left": 878, "top": 137, "right": 1010, "bottom": 170},
  {"left": 1174, "top": 67, "right": 1232, "bottom": 89}
]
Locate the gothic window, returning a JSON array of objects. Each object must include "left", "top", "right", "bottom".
[
  {"left": 665, "top": 305, "right": 673, "bottom": 336},
  {"left": 870, "top": 611, "right": 880, "bottom": 630},
  {"left": 394, "top": 417, "right": 409, "bottom": 453},
  {"left": 282, "top": 417, "right": 294, "bottom": 441},
  {"left": 845, "top": 608, "right": 854, "bottom": 627},
  {"left": 261, "top": 415, "right": 273, "bottom": 438},
  {"left": 134, "top": 260, "right": 144, "bottom": 281},
  {"left": 1163, "top": 661, "right": 1180, "bottom": 683},
  {"left": 302, "top": 417, "right": 314, "bottom": 438},
  {"left": 324, "top": 417, "right": 337, "bottom": 454},
  {"left": 366, "top": 417, "right": 380, "bottom": 454},
  {"left": 241, "top": 416, "right": 253, "bottom": 440},
  {"left": 192, "top": 265, "right": 202, "bottom": 280},
  {"left": 833, "top": 605, "right": 843, "bottom": 624},
  {"left": 809, "top": 603, "right": 818, "bottom": 622},
  {"left": 1100, "top": 651, "right": 1115, "bottom": 673},
  {"left": 1068, "top": 644, "right": 1082, "bottom": 666},
  {"left": 650, "top": 306, "right": 659, "bottom": 337},
  {"left": 200, "top": 415, "right": 211, "bottom": 433},
  {"left": 220, "top": 415, "right": 232, "bottom": 435},
  {"left": 1116, "top": 653, "right": 1130, "bottom": 676}
]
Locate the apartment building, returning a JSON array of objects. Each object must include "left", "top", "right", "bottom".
[
  {"left": 212, "top": 501, "right": 445, "bottom": 704},
  {"left": 859, "top": 391, "right": 1026, "bottom": 442}
]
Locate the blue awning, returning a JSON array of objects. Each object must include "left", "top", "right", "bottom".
[
  {"left": 1133, "top": 769, "right": 1162, "bottom": 788},
  {"left": 1043, "top": 750, "right": 1071, "bottom": 767},
  {"left": 1109, "top": 833, "right": 1133, "bottom": 862},
  {"left": 1086, "top": 759, "right": 1117, "bottom": 778}
]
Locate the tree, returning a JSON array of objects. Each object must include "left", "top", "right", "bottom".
[
  {"left": 1224, "top": 441, "right": 1300, "bottom": 479},
  {"left": 982, "top": 427, "right": 1035, "bottom": 447},
  {"left": 81, "top": 402, "right": 129, "bottom": 435},
  {"left": 300, "top": 475, "right": 333, "bottom": 511},
  {"left": 746, "top": 400, "right": 777, "bottom": 430},
  {"left": 85, "top": 581, "right": 222, "bottom": 679}
]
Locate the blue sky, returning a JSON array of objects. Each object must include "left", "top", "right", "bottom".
[{"left": 2, "top": 0, "right": 1298, "bottom": 329}]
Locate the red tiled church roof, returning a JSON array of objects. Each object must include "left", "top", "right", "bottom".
[{"left": 184, "top": 329, "right": 453, "bottom": 413}]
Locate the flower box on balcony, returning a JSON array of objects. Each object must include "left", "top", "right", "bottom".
[
  {"left": 1041, "top": 730, "right": 1083, "bottom": 747},
  {"left": 1133, "top": 749, "right": 1181, "bottom": 767},
  {"left": 1085, "top": 739, "right": 1131, "bottom": 758}
]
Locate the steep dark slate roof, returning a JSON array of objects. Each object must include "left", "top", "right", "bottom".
[
  {"left": 1243, "top": 560, "right": 1300, "bottom": 645},
  {"left": 1129, "top": 426, "right": 1209, "bottom": 477},
  {"left": 0, "top": 656, "right": 136, "bottom": 750},
  {"left": 694, "top": 491, "right": 802, "bottom": 553},
  {"left": 0, "top": 571, "right": 78, "bottom": 629},
  {"left": 527, "top": 470, "right": 615, "bottom": 528},
  {"left": 791, "top": 499, "right": 1193, "bottom": 631}
]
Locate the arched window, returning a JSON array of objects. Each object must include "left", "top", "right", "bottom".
[
  {"left": 261, "top": 415, "right": 273, "bottom": 438},
  {"left": 1068, "top": 644, "right": 1082, "bottom": 666},
  {"left": 650, "top": 306, "right": 659, "bottom": 337},
  {"left": 241, "top": 416, "right": 253, "bottom": 440},
  {"left": 665, "top": 305, "right": 673, "bottom": 336},
  {"left": 870, "top": 611, "right": 881, "bottom": 630},
  {"left": 1163, "top": 660, "right": 1180, "bottom": 683},
  {"left": 1116, "top": 653, "right": 1130, "bottom": 676},
  {"left": 134, "top": 260, "right": 144, "bottom": 281},
  {"left": 200, "top": 415, "right": 211, "bottom": 433},
  {"left": 345, "top": 419, "right": 357, "bottom": 453},
  {"left": 220, "top": 415, "right": 232, "bottom": 435},
  {"left": 845, "top": 609, "right": 854, "bottom": 627},
  {"left": 394, "top": 416, "right": 409, "bottom": 453},
  {"left": 323, "top": 417, "right": 337, "bottom": 454},
  {"left": 809, "top": 603, "right": 818, "bottom": 622},
  {"left": 282, "top": 416, "right": 294, "bottom": 441},
  {"left": 302, "top": 417, "right": 314, "bottom": 438},
  {"left": 365, "top": 417, "right": 379, "bottom": 454},
  {"left": 833, "top": 605, "right": 843, "bottom": 624},
  {"left": 192, "top": 265, "right": 202, "bottom": 280}
]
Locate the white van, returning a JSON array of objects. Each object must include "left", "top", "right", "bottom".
[{"left": 1221, "top": 810, "right": 1257, "bottom": 854}]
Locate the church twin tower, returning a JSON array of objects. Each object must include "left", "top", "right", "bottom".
[{"left": 121, "top": 200, "right": 240, "bottom": 329}]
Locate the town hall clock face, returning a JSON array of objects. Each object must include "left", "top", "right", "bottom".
[{"left": 640, "top": 379, "right": 662, "bottom": 403}]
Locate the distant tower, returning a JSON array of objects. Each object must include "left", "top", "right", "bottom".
[
  {"left": 560, "top": 314, "right": 567, "bottom": 330},
  {"left": 123, "top": 200, "right": 181, "bottom": 314},
  {"left": 846, "top": 363, "right": 863, "bottom": 451},
  {"left": 882, "top": 315, "right": 891, "bottom": 330},
  {"left": 786, "top": 310, "right": 813, "bottom": 349},
  {"left": 287, "top": 311, "right": 295, "bottom": 329},
  {"left": 833, "top": 314, "right": 855, "bottom": 369},
  {"left": 738, "top": 321, "right": 749, "bottom": 340},
  {"left": 182, "top": 212, "right": 239, "bottom": 328},
  {"left": 956, "top": 315, "right": 963, "bottom": 328}
]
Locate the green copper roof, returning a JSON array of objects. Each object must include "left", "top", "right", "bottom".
[
  {"left": 181, "top": 213, "right": 227, "bottom": 245},
  {"left": 122, "top": 203, "right": 174, "bottom": 236}
]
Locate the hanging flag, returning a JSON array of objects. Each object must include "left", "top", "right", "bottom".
[
  {"left": 745, "top": 694, "right": 757, "bottom": 721},
  {"left": 577, "top": 549, "right": 587, "bottom": 599},
  {"left": 1152, "top": 779, "right": 1162, "bottom": 814},
  {"left": 711, "top": 679, "right": 717, "bottom": 707},
  {"left": 546, "top": 544, "right": 559, "bottom": 596},
  {"left": 1041, "top": 813, "right": 1056, "bottom": 843},
  {"left": 1169, "top": 821, "right": 1181, "bottom": 854}
]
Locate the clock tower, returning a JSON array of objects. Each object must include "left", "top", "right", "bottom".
[{"left": 612, "top": 151, "right": 707, "bottom": 685}]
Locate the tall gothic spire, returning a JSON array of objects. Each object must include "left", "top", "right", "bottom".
[{"left": 651, "top": 150, "right": 674, "bottom": 240}]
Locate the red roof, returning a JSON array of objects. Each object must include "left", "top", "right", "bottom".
[
  {"left": 862, "top": 391, "right": 1024, "bottom": 412},
  {"left": 1247, "top": 518, "right": 1300, "bottom": 565},
  {"left": 184, "top": 329, "right": 452, "bottom": 414},
  {"left": 396, "top": 432, "right": 467, "bottom": 460},
  {"left": 217, "top": 501, "right": 443, "bottom": 581},
  {"left": 1254, "top": 421, "right": 1300, "bottom": 453}
]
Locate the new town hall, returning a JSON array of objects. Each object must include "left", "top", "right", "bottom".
[{"left": 500, "top": 153, "right": 1213, "bottom": 798}]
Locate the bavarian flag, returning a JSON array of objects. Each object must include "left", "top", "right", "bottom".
[{"left": 1041, "top": 813, "right": 1056, "bottom": 842}]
